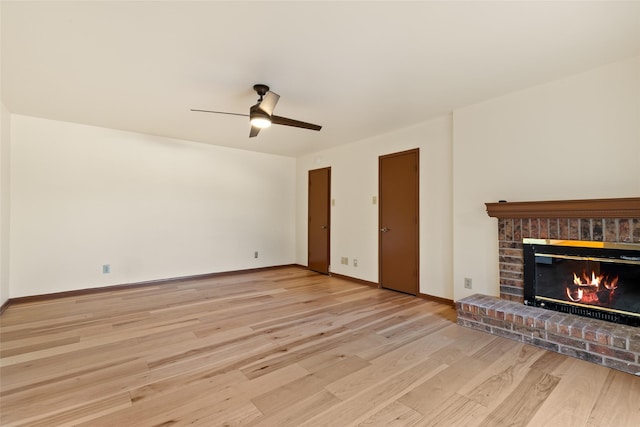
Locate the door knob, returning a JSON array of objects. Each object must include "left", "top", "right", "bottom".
[
  {"left": 321, "top": 225, "right": 328, "bottom": 229},
  {"left": 380, "top": 227, "right": 390, "bottom": 232}
]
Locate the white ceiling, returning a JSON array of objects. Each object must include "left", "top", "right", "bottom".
[{"left": 2, "top": 1, "right": 639, "bottom": 157}]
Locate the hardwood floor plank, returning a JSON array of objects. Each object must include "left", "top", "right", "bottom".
[
  {"left": 0, "top": 335, "right": 81, "bottom": 358},
  {"left": 0, "top": 358, "right": 147, "bottom": 422},
  {"left": 0, "top": 317, "right": 201, "bottom": 367},
  {"left": 526, "top": 358, "right": 610, "bottom": 427},
  {"left": 9, "top": 392, "right": 132, "bottom": 427},
  {"left": 458, "top": 343, "right": 548, "bottom": 407},
  {"left": 251, "top": 355, "right": 370, "bottom": 416},
  {"left": 415, "top": 393, "right": 489, "bottom": 427},
  {"left": 585, "top": 369, "right": 640, "bottom": 427},
  {"left": 300, "top": 358, "right": 446, "bottom": 426},
  {"left": 357, "top": 401, "right": 423, "bottom": 426},
  {"left": 326, "top": 330, "right": 454, "bottom": 400},
  {"left": 478, "top": 369, "right": 560, "bottom": 427},
  {"left": 296, "top": 332, "right": 389, "bottom": 374},
  {"left": 398, "top": 355, "right": 493, "bottom": 417},
  {"left": 247, "top": 390, "right": 341, "bottom": 427}
]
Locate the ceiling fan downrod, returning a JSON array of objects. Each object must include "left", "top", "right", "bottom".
[{"left": 253, "top": 84, "right": 270, "bottom": 102}]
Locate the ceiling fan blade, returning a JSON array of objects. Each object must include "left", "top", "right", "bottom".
[
  {"left": 190, "top": 109, "right": 248, "bottom": 117},
  {"left": 271, "top": 115, "right": 322, "bottom": 131},
  {"left": 249, "top": 125, "right": 261, "bottom": 138},
  {"left": 258, "top": 91, "right": 280, "bottom": 116}
]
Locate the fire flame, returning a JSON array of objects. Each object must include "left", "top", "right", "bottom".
[{"left": 566, "top": 271, "right": 618, "bottom": 303}]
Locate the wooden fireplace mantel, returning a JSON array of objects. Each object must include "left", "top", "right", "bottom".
[{"left": 485, "top": 197, "right": 640, "bottom": 219}]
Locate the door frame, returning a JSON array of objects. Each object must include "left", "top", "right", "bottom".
[
  {"left": 308, "top": 167, "right": 331, "bottom": 274},
  {"left": 378, "top": 148, "right": 419, "bottom": 295}
]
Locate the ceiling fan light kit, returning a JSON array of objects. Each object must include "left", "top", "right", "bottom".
[
  {"left": 191, "top": 84, "right": 322, "bottom": 138},
  {"left": 249, "top": 106, "right": 272, "bottom": 129}
]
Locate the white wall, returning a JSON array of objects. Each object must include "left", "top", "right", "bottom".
[
  {"left": 10, "top": 115, "right": 296, "bottom": 298},
  {"left": 452, "top": 56, "right": 640, "bottom": 301},
  {"left": 6, "top": 57, "right": 638, "bottom": 304},
  {"left": 0, "top": 103, "right": 10, "bottom": 307},
  {"left": 296, "top": 115, "right": 453, "bottom": 300}
]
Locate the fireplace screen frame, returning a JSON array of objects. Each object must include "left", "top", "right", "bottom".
[{"left": 523, "top": 238, "right": 640, "bottom": 327}]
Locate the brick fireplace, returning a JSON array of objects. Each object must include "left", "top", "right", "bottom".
[{"left": 456, "top": 198, "right": 640, "bottom": 375}]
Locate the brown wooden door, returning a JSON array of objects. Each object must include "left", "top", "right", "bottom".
[
  {"left": 379, "top": 149, "right": 419, "bottom": 295},
  {"left": 308, "top": 167, "right": 331, "bottom": 274}
]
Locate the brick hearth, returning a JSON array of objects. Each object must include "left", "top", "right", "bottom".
[
  {"left": 457, "top": 294, "right": 640, "bottom": 375},
  {"left": 456, "top": 198, "right": 640, "bottom": 375}
]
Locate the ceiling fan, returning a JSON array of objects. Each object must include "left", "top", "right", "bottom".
[{"left": 191, "top": 84, "right": 322, "bottom": 138}]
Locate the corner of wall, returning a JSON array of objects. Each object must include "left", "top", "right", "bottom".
[{"left": 0, "top": 102, "right": 11, "bottom": 308}]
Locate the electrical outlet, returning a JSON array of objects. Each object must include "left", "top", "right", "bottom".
[
  {"left": 341, "top": 257, "right": 348, "bottom": 265},
  {"left": 254, "top": 251, "right": 258, "bottom": 259},
  {"left": 464, "top": 277, "right": 472, "bottom": 289},
  {"left": 102, "top": 264, "right": 111, "bottom": 274},
  {"left": 353, "top": 259, "right": 358, "bottom": 267}
]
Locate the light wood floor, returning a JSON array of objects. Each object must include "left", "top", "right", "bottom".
[{"left": 1, "top": 267, "right": 639, "bottom": 426}]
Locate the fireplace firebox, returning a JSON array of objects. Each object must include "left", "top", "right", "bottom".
[{"left": 523, "top": 239, "right": 640, "bottom": 327}]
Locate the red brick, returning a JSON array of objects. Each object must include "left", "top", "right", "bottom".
[
  {"left": 539, "top": 219, "right": 549, "bottom": 239},
  {"left": 588, "top": 343, "right": 636, "bottom": 362},
  {"left": 580, "top": 219, "right": 592, "bottom": 240},
  {"left": 492, "top": 327, "right": 523, "bottom": 341},
  {"left": 499, "top": 255, "right": 523, "bottom": 264},
  {"left": 619, "top": 219, "right": 631, "bottom": 242},
  {"left": 549, "top": 219, "right": 559, "bottom": 239},
  {"left": 629, "top": 334, "right": 640, "bottom": 353},
  {"left": 484, "top": 317, "right": 509, "bottom": 329},
  {"left": 603, "top": 358, "right": 640, "bottom": 376},
  {"left": 558, "top": 323, "right": 571, "bottom": 336},
  {"left": 569, "top": 320, "right": 588, "bottom": 339},
  {"left": 505, "top": 219, "right": 514, "bottom": 241},
  {"left": 569, "top": 219, "right": 580, "bottom": 240},
  {"left": 592, "top": 219, "right": 603, "bottom": 241},
  {"left": 521, "top": 219, "right": 530, "bottom": 238},
  {"left": 611, "top": 336, "right": 628, "bottom": 350},
  {"left": 498, "top": 219, "right": 507, "bottom": 241},
  {"left": 530, "top": 218, "right": 539, "bottom": 239},
  {"left": 500, "top": 271, "right": 523, "bottom": 280},
  {"left": 559, "top": 219, "right": 570, "bottom": 239},
  {"left": 548, "top": 333, "right": 587, "bottom": 350},
  {"left": 499, "top": 241, "right": 522, "bottom": 249},
  {"left": 560, "top": 346, "right": 604, "bottom": 364},
  {"left": 501, "top": 248, "right": 523, "bottom": 258},
  {"left": 604, "top": 218, "right": 618, "bottom": 242},
  {"left": 523, "top": 336, "right": 558, "bottom": 352},
  {"left": 584, "top": 328, "right": 598, "bottom": 343},
  {"left": 500, "top": 278, "right": 523, "bottom": 287},
  {"left": 514, "top": 219, "right": 522, "bottom": 241},
  {"left": 499, "top": 262, "right": 523, "bottom": 273},
  {"left": 596, "top": 328, "right": 614, "bottom": 346}
]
